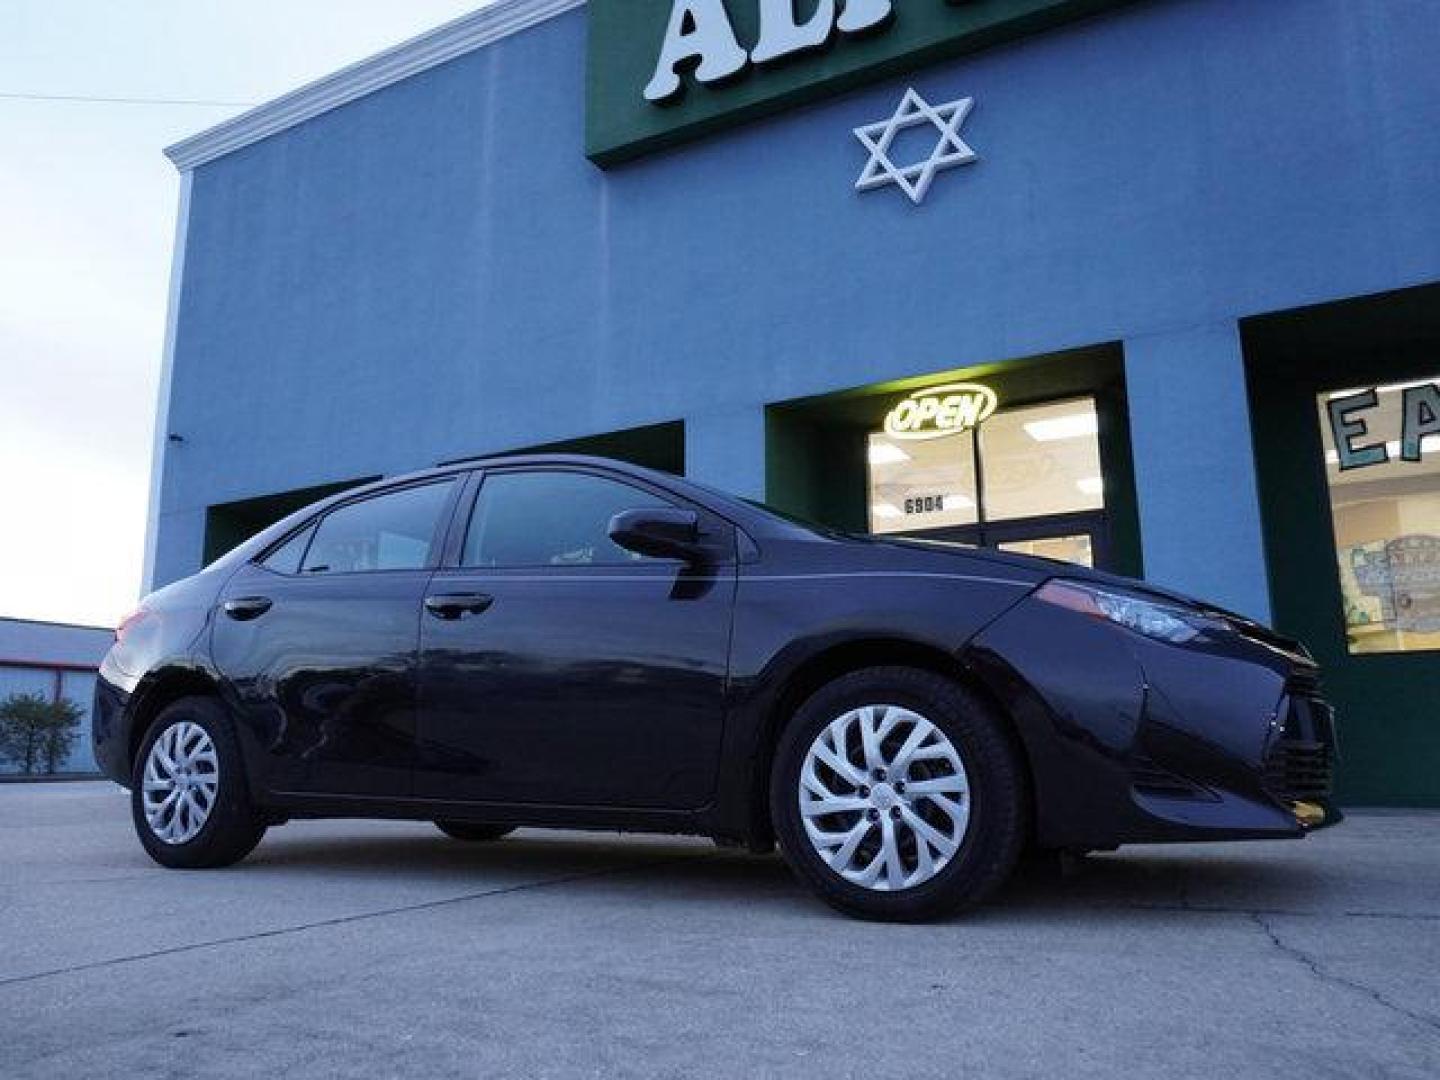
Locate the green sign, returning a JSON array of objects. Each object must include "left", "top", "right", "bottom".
[{"left": 586, "top": 0, "right": 1142, "bottom": 166}]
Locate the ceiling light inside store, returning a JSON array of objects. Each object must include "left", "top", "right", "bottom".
[
  {"left": 1023, "top": 412, "right": 1098, "bottom": 442},
  {"left": 1076, "top": 477, "right": 1104, "bottom": 496},
  {"left": 868, "top": 442, "right": 911, "bottom": 466}
]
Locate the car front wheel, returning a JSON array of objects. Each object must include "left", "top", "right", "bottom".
[
  {"left": 770, "top": 666, "right": 1027, "bottom": 921},
  {"left": 131, "top": 697, "right": 267, "bottom": 869}
]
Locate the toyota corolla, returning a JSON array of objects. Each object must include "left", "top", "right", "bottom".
[{"left": 94, "top": 455, "right": 1339, "bottom": 921}]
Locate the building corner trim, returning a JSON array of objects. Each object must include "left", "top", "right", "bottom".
[
  {"left": 164, "top": 0, "right": 585, "bottom": 173},
  {"left": 141, "top": 171, "right": 193, "bottom": 595}
]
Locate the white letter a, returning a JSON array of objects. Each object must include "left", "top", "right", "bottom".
[{"left": 644, "top": 0, "right": 749, "bottom": 102}]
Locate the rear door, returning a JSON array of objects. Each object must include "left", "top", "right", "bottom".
[
  {"left": 415, "top": 467, "right": 737, "bottom": 809},
  {"left": 211, "top": 478, "right": 461, "bottom": 798}
]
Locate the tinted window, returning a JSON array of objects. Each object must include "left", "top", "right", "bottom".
[
  {"left": 260, "top": 526, "right": 314, "bottom": 575},
  {"left": 302, "top": 482, "right": 453, "bottom": 574},
  {"left": 463, "top": 472, "right": 672, "bottom": 568}
]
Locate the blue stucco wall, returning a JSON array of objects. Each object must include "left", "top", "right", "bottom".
[
  {"left": 1124, "top": 323, "right": 1272, "bottom": 619},
  {"left": 155, "top": 0, "right": 1440, "bottom": 619}
]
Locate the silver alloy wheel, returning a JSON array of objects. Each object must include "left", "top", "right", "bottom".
[
  {"left": 141, "top": 721, "right": 220, "bottom": 845},
  {"left": 798, "top": 704, "right": 971, "bottom": 892}
]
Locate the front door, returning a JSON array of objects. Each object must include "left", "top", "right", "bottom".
[
  {"left": 416, "top": 467, "right": 735, "bottom": 809},
  {"left": 211, "top": 478, "right": 460, "bottom": 798}
]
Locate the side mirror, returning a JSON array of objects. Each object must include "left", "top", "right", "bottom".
[{"left": 608, "top": 508, "right": 703, "bottom": 561}]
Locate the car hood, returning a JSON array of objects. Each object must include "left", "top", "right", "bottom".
[
  {"left": 875, "top": 536, "right": 1309, "bottom": 658},
  {"left": 863, "top": 533, "right": 1129, "bottom": 588}
]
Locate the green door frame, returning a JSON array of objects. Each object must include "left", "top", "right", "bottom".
[
  {"left": 764, "top": 345, "right": 1143, "bottom": 577},
  {"left": 1244, "top": 284, "right": 1440, "bottom": 806}
]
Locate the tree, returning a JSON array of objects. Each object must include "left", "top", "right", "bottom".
[{"left": 0, "top": 693, "right": 83, "bottom": 775}]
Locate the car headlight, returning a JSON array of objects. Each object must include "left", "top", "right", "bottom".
[{"left": 1035, "top": 579, "right": 1208, "bottom": 644}]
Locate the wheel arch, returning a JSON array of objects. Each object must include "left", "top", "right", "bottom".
[
  {"left": 125, "top": 667, "right": 226, "bottom": 778},
  {"left": 743, "top": 637, "right": 1036, "bottom": 850}
]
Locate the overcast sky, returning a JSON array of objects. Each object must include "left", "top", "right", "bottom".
[{"left": 0, "top": 0, "right": 484, "bottom": 629}]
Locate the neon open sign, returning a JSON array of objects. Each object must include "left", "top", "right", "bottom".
[{"left": 883, "top": 383, "right": 998, "bottom": 441}]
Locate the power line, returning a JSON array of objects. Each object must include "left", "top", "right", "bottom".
[{"left": 0, "top": 91, "right": 256, "bottom": 108}]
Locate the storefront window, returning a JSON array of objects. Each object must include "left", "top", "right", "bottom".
[
  {"left": 867, "top": 430, "right": 979, "bottom": 532},
  {"left": 1318, "top": 377, "right": 1440, "bottom": 654},
  {"left": 978, "top": 399, "right": 1104, "bottom": 523},
  {"left": 998, "top": 534, "right": 1095, "bottom": 566},
  {"left": 867, "top": 394, "right": 1103, "bottom": 568}
]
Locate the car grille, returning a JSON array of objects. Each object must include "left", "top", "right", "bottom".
[
  {"left": 1285, "top": 667, "right": 1323, "bottom": 698},
  {"left": 1263, "top": 674, "right": 1337, "bottom": 803},
  {"left": 1264, "top": 739, "right": 1334, "bottom": 802}
]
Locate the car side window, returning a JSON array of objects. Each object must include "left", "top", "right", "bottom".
[
  {"left": 259, "top": 525, "right": 314, "bottom": 575},
  {"left": 301, "top": 481, "right": 454, "bottom": 575},
  {"left": 462, "top": 471, "right": 674, "bottom": 568}
]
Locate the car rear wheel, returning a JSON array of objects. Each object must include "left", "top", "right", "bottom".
[
  {"left": 131, "top": 697, "right": 267, "bottom": 869},
  {"left": 770, "top": 666, "right": 1027, "bottom": 921},
  {"left": 433, "top": 821, "right": 516, "bottom": 842}
]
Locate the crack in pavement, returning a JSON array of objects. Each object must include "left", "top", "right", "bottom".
[
  {"left": 1251, "top": 912, "right": 1440, "bottom": 1037},
  {"left": 1101, "top": 901, "right": 1440, "bottom": 922},
  {"left": 0, "top": 854, "right": 705, "bottom": 990}
]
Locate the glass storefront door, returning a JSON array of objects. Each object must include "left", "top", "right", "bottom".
[
  {"left": 868, "top": 396, "right": 1107, "bottom": 567},
  {"left": 997, "top": 537, "right": 1095, "bottom": 563},
  {"left": 994, "top": 517, "right": 1104, "bottom": 568}
]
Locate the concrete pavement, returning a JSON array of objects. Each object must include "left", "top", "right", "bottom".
[{"left": 1, "top": 782, "right": 1437, "bottom": 1078}]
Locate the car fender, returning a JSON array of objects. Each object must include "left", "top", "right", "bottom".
[{"left": 705, "top": 566, "right": 1037, "bottom": 843}]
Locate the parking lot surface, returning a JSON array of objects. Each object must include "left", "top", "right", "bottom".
[{"left": 1, "top": 781, "right": 1437, "bottom": 1079}]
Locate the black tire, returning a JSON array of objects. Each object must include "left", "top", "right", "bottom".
[
  {"left": 434, "top": 821, "right": 516, "bottom": 842},
  {"left": 130, "top": 697, "right": 267, "bottom": 869},
  {"left": 770, "top": 666, "right": 1027, "bottom": 922}
]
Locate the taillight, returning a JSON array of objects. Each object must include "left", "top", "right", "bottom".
[{"left": 116, "top": 608, "right": 149, "bottom": 644}]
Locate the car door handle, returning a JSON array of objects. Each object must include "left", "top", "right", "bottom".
[
  {"left": 223, "top": 596, "right": 273, "bottom": 621},
  {"left": 425, "top": 593, "right": 494, "bottom": 619}
]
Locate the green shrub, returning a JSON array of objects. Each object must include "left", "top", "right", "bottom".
[{"left": 0, "top": 693, "right": 83, "bottom": 775}]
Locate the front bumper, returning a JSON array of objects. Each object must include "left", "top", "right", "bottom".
[
  {"left": 1262, "top": 671, "right": 1342, "bottom": 832},
  {"left": 964, "top": 593, "right": 1341, "bottom": 849}
]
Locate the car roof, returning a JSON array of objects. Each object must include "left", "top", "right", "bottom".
[{"left": 352, "top": 454, "right": 761, "bottom": 515}]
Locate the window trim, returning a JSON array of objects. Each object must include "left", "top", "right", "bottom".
[
  {"left": 444, "top": 464, "right": 732, "bottom": 572},
  {"left": 254, "top": 476, "right": 463, "bottom": 579},
  {"left": 255, "top": 522, "right": 319, "bottom": 578}
]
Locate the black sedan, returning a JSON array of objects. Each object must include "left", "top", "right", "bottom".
[{"left": 95, "top": 455, "right": 1339, "bottom": 921}]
